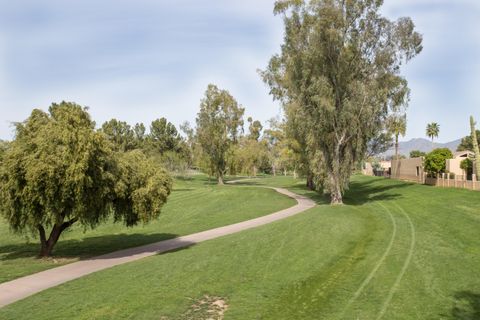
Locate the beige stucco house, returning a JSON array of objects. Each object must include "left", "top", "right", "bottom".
[
  {"left": 391, "top": 157, "right": 424, "bottom": 182},
  {"left": 446, "top": 151, "right": 476, "bottom": 177}
]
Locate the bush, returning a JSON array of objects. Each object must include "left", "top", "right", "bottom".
[{"left": 424, "top": 148, "right": 453, "bottom": 174}]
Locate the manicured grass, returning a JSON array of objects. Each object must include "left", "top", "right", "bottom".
[
  {"left": 0, "top": 175, "right": 295, "bottom": 283},
  {"left": 1, "top": 176, "right": 479, "bottom": 319}
]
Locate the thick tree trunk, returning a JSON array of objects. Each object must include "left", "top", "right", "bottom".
[
  {"left": 329, "top": 141, "right": 344, "bottom": 205},
  {"left": 38, "top": 218, "right": 78, "bottom": 257},
  {"left": 306, "top": 173, "right": 315, "bottom": 190},
  {"left": 293, "top": 168, "right": 297, "bottom": 179},
  {"left": 217, "top": 175, "right": 224, "bottom": 185},
  {"left": 329, "top": 172, "right": 343, "bottom": 205}
]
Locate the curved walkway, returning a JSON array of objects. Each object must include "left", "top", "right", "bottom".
[{"left": 0, "top": 187, "right": 315, "bottom": 308}]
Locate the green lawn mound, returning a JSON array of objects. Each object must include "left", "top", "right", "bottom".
[{"left": 1, "top": 175, "right": 479, "bottom": 319}]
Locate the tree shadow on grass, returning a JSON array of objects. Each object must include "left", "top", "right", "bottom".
[
  {"left": 0, "top": 232, "right": 179, "bottom": 261},
  {"left": 343, "top": 178, "right": 412, "bottom": 206},
  {"left": 446, "top": 291, "right": 480, "bottom": 320}
]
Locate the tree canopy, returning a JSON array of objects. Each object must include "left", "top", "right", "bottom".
[
  {"left": 262, "top": 0, "right": 422, "bottom": 204},
  {"left": 410, "top": 150, "right": 426, "bottom": 158},
  {"left": 426, "top": 122, "right": 440, "bottom": 142},
  {"left": 424, "top": 148, "right": 453, "bottom": 175},
  {"left": 0, "top": 102, "right": 172, "bottom": 257},
  {"left": 457, "top": 130, "right": 480, "bottom": 152},
  {"left": 195, "top": 84, "right": 245, "bottom": 184}
]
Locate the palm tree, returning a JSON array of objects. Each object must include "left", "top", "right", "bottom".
[
  {"left": 388, "top": 114, "right": 407, "bottom": 160},
  {"left": 426, "top": 122, "right": 440, "bottom": 148}
]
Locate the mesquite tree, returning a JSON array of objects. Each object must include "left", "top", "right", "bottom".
[
  {"left": 0, "top": 103, "right": 172, "bottom": 257},
  {"left": 196, "top": 84, "right": 245, "bottom": 184},
  {"left": 262, "top": 0, "right": 422, "bottom": 204}
]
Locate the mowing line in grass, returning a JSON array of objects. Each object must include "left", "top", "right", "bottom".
[
  {"left": 339, "top": 202, "right": 397, "bottom": 318},
  {"left": 376, "top": 202, "right": 416, "bottom": 320}
]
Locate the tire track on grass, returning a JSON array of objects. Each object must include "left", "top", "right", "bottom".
[
  {"left": 376, "top": 202, "right": 416, "bottom": 320},
  {"left": 339, "top": 202, "right": 397, "bottom": 317}
]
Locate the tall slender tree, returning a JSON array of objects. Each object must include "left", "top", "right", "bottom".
[
  {"left": 196, "top": 84, "right": 245, "bottom": 184},
  {"left": 426, "top": 122, "right": 440, "bottom": 146},
  {"left": 388, "top": 114, "right": 407, "bottom": 160},
  {"left": 262, "top": 0, "right": 422, "bottom": 204}
]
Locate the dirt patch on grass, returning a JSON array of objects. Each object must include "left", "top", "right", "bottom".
[{"left": 181, "top": 295, "right": 229, "bottom": 320}]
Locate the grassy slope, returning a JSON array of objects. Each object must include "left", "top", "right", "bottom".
[
  {"left": 1, "top": 176, "right": 479, "bottom": 319},
  {"left": 0, "top": 175, "right": 295, "bottom": 283}
]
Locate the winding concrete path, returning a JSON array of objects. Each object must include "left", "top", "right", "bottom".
[{"left": 0, "top": 186, "right": 315, "bottom": 308}]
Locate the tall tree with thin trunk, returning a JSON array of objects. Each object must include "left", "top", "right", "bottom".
[
  {"left": 262, "top": 0, "right": 422, "bottom": 204},
  {"left": 426, "top": 122, "right": 440, "bottom": 148},
  {"left": 470, "top": 116, "right": 480, "bottom": 179},
  {"left": 388, "top": 114, "right": 407, "bottom": 160},
  {"left": 196, "top": 84, "right": 245, "bottom": 185}
]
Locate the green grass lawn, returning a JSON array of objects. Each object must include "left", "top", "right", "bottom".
[
  {"left": 1, "top": 175, "right": 480, "bottom": 319},
  {"left": 0, "top": 175, "right": 295, "bottom": 283}
]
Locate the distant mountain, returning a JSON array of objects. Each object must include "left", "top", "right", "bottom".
[{"left": 382, "top": 138, "right": 462, "bottom": 157}]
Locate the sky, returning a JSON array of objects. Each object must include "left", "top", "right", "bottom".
[{"left": 0, "top": 0, "right": 479, "bottom": 142}]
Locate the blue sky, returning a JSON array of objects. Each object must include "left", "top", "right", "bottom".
[{"left": 0, "top": 0, "right": 478, "bottom": 142}]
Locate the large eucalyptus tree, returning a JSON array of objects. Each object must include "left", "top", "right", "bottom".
[{"left": 262, "top": 0, "right": 422, "bottom": 204}]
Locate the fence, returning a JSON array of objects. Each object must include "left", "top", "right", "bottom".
[{"left": 424, "top": 173, "right": 479, "bottom": 191}]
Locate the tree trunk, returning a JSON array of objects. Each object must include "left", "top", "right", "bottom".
[
  {"left": 395, "top": 134, "right": 399, "bottom": 160},
  {"left": 284, "top": 168, "right": 287, "bottom": 176},
  {"left": 253, "top": 166, "right": 257, "bottom": 177},
  {"left": 272, "top": 163, "right": 276, "bottom": 176},
  {"left": 329, "top": 142, "right": 344, "bottom": 205},
  {"left": 329, "top": 172, "right": 343, "bottom": 205},
  {"left": 38, "top": 218, "right": 78, "bottom": 257},
  {"left": 217, "top": 175, "right": 224, "bottom": 185},
  {"left": 306, "top": 172, "right": 315, "bottom": 190},
  {"left": 293, "top": 168, "right": 297, "bottom": 179}
]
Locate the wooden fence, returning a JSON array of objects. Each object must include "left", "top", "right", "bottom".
[{"left": 424, "top": 174, "right": 479, "bottom": 191}]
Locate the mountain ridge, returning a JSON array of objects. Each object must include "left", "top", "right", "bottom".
[{"left": 382, "top": 137, "right": 462, "bottom": 157}]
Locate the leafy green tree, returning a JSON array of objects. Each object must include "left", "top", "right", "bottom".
[
  {"left": 262, "top": 0, "right": 422, "bottom": 204},
  {"left": 470, "top": 116, "right": 480, "bottom": 178},
  {"left": 263, "top": 117, "right": 285, "bottom": 176},
  {"left": 148, "top": 118, "right": 182, "bottom": 154},
  {"left": 247, "top": 117, "right": 263, "bottom": 141},
  {"left": 410, "top": 150, "right": 426, "bottom": 158},
  {"left": 388, "top": 114, "right": 407, "bottom": 160},
  {"left": 133, "top": 123, "right": 146, "bottom": 148},
  {"left": 426, "top": 122, "right": 440, "bottom": 143},
  {"left": 196, "top": 84, "right": 245, "bottom": 184},
  {"left": 236, "top": 138, "right": 269, "bottom": 177},
  {"left": 424, "top": 148, "right": 453, "bottom": 175},
  {"left": 0, "top": 140, "right": 8, "bottom": 162},
  {"left": 460, "top": 158, "right": 473, "bottom": 177},
  {"left": 0, "top": 103, "right": 172, "bottom": 257},
  {"left": 457, "top": 130, "right": 480, "bottom": 152},
  {"left": 101, "top": 119, "right": 136, "bottom": 152},
  {"left": 366, "top": 131, "right": 394, "bottom": 158}
]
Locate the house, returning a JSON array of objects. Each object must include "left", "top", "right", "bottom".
[
  {"left": 391, "top": 157, "right": 424, "bottom": 183},
  {"left": 362, "top": 160, "right": 391, "bottom": 176},
  {"left": 446, "top": 151, "right": 476, "bottom": 177}
]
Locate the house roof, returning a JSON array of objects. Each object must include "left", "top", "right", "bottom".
[{"left": 453, "top": 150, "right": 474, "bottom": 158}]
